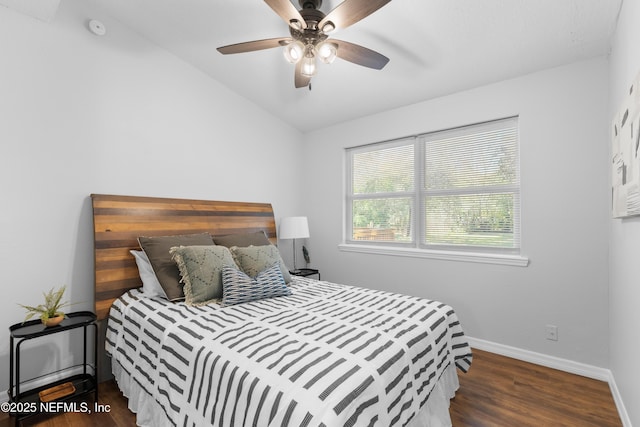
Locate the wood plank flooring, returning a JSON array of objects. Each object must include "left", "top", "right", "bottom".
[
  {"left": 1, "top": 349, "right": 621, "bottom": 426},
  {"left": 450, "top": 350, "right": 621, "bottom": 427}
]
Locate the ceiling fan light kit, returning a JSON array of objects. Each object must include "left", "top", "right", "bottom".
[
  {"left": 301, "top": 56, "right": 316, "bottom": 77},
  {"left": 283, "top": 40, "right": 305, "bottom": 63},
  {"left": 217, "top": 0, "right": 391, "bottom": 88},
  {"left": 317, "top": 41, "right": 337, "bottom": 63}
]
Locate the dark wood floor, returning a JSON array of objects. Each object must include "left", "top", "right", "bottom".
[
  {"left": 450, "top": 350, "right": 621, "bottom": 427},
  {"left": 1, "top": 349, "right": 621, "bottom": 426}
]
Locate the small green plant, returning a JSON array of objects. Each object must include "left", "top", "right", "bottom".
[{"left": 19, "top": 285, "right": 72, "bottom": 324}]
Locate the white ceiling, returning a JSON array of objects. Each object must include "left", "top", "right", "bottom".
[
  {"left": 0, "top": 0, "right": 60, "bottom": 22},
  {"left": 78, "top": 1, "right": 622, "bottom": 131}
]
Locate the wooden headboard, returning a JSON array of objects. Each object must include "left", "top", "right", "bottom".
[{"left": 91, "top": 194, "right": 277, "bottom": 320}]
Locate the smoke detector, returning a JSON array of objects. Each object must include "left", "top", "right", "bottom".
[{"left": 88, "top": 19, "right": 106, "bottom": 36}]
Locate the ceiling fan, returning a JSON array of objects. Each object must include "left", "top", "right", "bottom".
[{"left": 217, "top": 0, "right": 391, "bottom": 89}]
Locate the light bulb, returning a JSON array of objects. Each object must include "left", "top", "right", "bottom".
[
  {"left": 283, "top": 41, "right": 304, "bottom": 64},
  {"left": 301, "top": 54, "right": 317, "bottom": 77},
  {"left": 317, "top": 42, "right": 337, "bottom": 64}
]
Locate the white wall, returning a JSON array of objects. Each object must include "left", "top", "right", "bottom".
[
  {"left": 0, "top": 0, "right": 303, "bottom": 394},
  {"left": 1, "top": 0, "right": 627, "bottom": 418},
  {"left": 609, "top": 0, "right": 640, "bottom": 424},
  {"left": 302, "top": 58, "right": 611, "bottom": 368}
]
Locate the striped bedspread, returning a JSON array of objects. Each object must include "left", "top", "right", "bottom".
[{"left": 106, "top": 277, "right": 472, "bottom": 427}]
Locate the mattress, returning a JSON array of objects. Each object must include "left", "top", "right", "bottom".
[{"left": 106, "top": 277, "right": 472, "bottom": 426}]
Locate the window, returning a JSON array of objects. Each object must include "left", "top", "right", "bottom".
[{"left": 345, "top": 117, "right": 522, "bottom": 261}]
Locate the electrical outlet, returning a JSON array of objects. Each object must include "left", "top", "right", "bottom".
[{"left": 546, "top": 324, "right": 558, "bottom": 341}]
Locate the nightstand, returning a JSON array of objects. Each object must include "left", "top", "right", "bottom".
[
  {"left": 8, "top": 311, "right": 98, "bottom": 425},
  {"left": 290, "top": 268, "right": 321, "bottom": 280}
]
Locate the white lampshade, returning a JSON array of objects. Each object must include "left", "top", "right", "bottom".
[
  {"left": 317, "top": 42, "right": 337, "bottom": 64},
  {"left": 279, "top": 216, "right": 310, "bottom": 239},
  {"left": 283, "top": 40, "right": 304, "bottom": 63}
]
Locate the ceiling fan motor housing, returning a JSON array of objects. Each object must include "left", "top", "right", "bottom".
[
  {"left": 299, "top": 7, "right": 325, "bottom": 30},
  {"left": 290, "top": 4, "right": 328, "bottom": 42},
  {"left": 299, "top": 0, "right": 322, "bottom": 9}
]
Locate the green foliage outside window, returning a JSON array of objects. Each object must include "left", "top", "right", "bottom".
[{"left": 348, "top": 118, "right": 519, "bottom": 250}]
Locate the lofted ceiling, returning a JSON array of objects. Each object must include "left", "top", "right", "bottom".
[
  {"left": 18, "top": 0, "right": 623, "bottom": 132},
  {"left": 0, "top": 0, "right": 60, "bottom": 22}
]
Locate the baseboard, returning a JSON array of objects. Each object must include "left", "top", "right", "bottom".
[
  {"left": 606, "top": 370, "right": 633, "bottom": 427},
  {"left": 467, "top": 336, "right": 632, "bottom": 427},
  {"left": 466, "top": 336, "right": 610, "bottom": 380}
]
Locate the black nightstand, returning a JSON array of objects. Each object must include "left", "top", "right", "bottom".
[
  {"left": 290, "top": 268, "right": 321, "bottom": 280},
  {"left": 8, "top": 311, "right": 98, "bottom": 425}
]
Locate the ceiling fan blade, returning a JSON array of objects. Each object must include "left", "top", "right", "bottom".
[
  {"left": 217, "top": 37, "right": 291, "bottom": 54},
  {"left": 319, "top": 0, "right": 391, "bottom": 32},
  {"left": 333, "top": 39, "right": 389, "bottom": 70},
  {"left": 264, "top": 0, "right": 307, "bottom": 30},
  {"left": 295, "top": 61, "right": 311, "bottom": 88}
]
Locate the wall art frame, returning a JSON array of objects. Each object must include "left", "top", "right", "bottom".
[{"left": 612, "top": 70, "right": 640, "bottom": 218}]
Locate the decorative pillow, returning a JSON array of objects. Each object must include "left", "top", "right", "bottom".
[
  {"left": 212, "top": 230, "right": 271, "bottom": 248},
  {"left": 221, "top": 263, "right": 291, "bottom": 306},
  {"left": 230, "top": 244, "right": 292, "bottom": 283},
  {"left": 170, "top": 245, "right": 237, "bottom": 306},
  {"left": 138, "top": 233, "right": 215, "bottom": 301},
  {"left": 129, "top": 250, "right": 167, "bottom": 299}
]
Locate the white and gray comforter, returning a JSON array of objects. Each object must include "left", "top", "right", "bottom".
[{"left": 106, "top": 277, "right": 472, "bottom": 427}]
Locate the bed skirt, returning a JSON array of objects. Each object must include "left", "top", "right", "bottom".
[{"left": 111, "top": 357, "right": 459, "bottom": 427}]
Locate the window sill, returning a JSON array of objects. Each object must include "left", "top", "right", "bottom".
[{"left": 338, "top": 243, "right": 529, "bottom": 267}]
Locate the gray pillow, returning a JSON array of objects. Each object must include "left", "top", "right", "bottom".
[
  {"left": 212, "top": 230, "right": 271, "bottom": 248},
  {"left": 170, "top": 245, "right": 237, "bottom": 306},
  {"left": 221, "top": 263, "right": 291, "bottom": 306},
  {"left": 138, "top": 233, "right": 215, "bottom": 301},
  {"left": 230, "top": 244, "right": 292, "bottom": 283}
]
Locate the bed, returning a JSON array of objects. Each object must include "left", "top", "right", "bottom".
[{"left": 92, "top": 194, "right": 472, "bottom": 427}]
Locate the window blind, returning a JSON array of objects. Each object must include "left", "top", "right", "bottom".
[
  {"left": 346, "top": 117, "right": 520, "bottom": 254},
  {"left": 422, "top": 118, "right": 520, "bottom": 251}
]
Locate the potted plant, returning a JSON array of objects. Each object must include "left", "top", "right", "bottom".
[{"left": 19, "top": 285, "right": 72, "bottom": 327}]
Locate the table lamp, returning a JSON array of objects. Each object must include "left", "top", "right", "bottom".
[{"left": 279, "top": 216, "right": 310, "bottom": 272}]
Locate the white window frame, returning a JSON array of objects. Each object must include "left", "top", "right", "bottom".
[{"left": 341, "top": 117, "right": 528, "bottom": 267}]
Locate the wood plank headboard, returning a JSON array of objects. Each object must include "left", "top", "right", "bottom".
[{"left": 91, "top": 194, "right": 277, "bottom": 320}]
